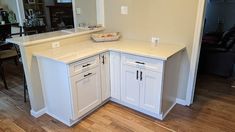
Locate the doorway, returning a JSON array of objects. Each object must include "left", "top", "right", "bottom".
[{"left": 191, "top": 0, "right": 235, "bottom": 105}]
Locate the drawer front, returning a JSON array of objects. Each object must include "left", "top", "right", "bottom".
[
  {"left": 69, "top": 55, "right": 99, "bottom": 76},
  {"left": 121, "top": 53, "right": 164, "bottom": 72}
]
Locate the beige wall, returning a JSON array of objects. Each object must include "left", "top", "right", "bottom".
[
  {"left": 104, "top": 0, "right": 199, "bottom": 100},
  {"left": 75, "top": 0, "right": 97, "bottom": 27}
]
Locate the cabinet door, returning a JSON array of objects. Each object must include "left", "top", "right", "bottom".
[
  {"left": 121, "top": 65, "right": 140, "bottom": 107},
  {"left": 110, "top": 52, "right": 121, "bottom": 100},
  {"left": 100, "top": 52, "right": 111, "bottom": 101},
  {"left": 71, "top": 67, "right": 101, "bottom": 119},
  {"left": 139, "top": 69, "right": 162, "bottom": 114}
]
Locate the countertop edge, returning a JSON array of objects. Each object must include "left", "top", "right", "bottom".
[
  {"left": 33, "top": 46, "right": 186, "bottom": 65},
  {"left": 6, "top": 28, "right": 105, "bottom": 47}
]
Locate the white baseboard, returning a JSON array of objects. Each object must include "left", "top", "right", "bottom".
[
  {"left": 30, "top": 108, "right": 46, "bottom": 118},
  {"left": 176, "top": 98, "right": 188, "bottom": 106}
]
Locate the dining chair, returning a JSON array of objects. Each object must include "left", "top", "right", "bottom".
[
  {"left": 0, "top": 24, "right": 21, "bottom": 89},
  {"left": 0, "top": 24, "right": 28, "bottom": 102}
]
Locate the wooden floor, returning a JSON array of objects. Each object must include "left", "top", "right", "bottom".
[{"left": 0, "top": 63, "right": 235, "bottom": 132}]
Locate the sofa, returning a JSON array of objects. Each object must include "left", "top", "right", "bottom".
[{"left": 199, "top": 26, "right": 235, "bottom": 77}]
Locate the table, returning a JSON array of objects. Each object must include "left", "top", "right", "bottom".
[{"left": 0, "top": 23, "right": 19, "bottom": 41}]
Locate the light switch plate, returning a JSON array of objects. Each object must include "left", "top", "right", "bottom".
[
  {"left": 121, "top": 6, "right": 128, "bottom": 15},
  {"left": 76, "top": 8, "right": 81, "bottom": 15}
]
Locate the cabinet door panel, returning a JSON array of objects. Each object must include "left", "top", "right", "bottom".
[
  {"left": 71, "top": 68, "right": 101, "bottom": 119},
  {"left": 140, "top": 69, "right": 162, "bottom": 114},
  {"left": 121, "top": 65, "right": 140, "bottom": 107}
]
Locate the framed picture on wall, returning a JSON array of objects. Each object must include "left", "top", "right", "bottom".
[
  {"left": 28, "top": 0, "right": 36, "bottom": 4},
  {"left": 28, "top": 9, "right": 34, "bottom": 16}
]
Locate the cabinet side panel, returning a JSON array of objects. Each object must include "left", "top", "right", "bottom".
[
  {"left": 110, "top": 52, "right": 121, "bottom": 100},
  {"left": 100, "top": 52, "right": 111, "bottom": 101},
  {"left": 38, "top": 58, "right": 72, "bottom": 123},
  {"left": 162, "top": 52, "right": 182, "bottom": 116}
]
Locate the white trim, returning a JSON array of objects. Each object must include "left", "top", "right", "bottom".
[
  {"left": 110, "top": 98, "right": 163, "bottom": 120},
  {"left": 72, "top": 0, "right": 77, "bottom": 28},
  {"left": 16, "top": 0, "right": 25, "bottom": 26},
  {"left": 176, "top": 98, "right": 187, "bottom": 106},
  {"left": 96, "top": 0, "right": 105, "bottom": 26},
  {"left": 186, "top": 0, "right": 207, "bottom": 105},
  {"left": 30, "top": 108, "right": 46, "bottom": 118},
  {"left": 72, "top": 0, "right": 105, "bottom": 28}
]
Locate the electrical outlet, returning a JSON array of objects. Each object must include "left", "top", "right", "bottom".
[
  {"left": 121, "top": 6, "right": 128, "bottom": 15},
  {"left": 52, "top": 42, "right": 60, "bottom": 48},
  {"left": 151, "top": 37, "right": 160, "bottom": 44}
]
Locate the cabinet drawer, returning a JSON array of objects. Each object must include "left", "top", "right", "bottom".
[
  {"left": 122, "top": 53, "right": 164, "bottom": 72},
  {"left": 69, "top": 55, "right": 99, "bottom": 76}
]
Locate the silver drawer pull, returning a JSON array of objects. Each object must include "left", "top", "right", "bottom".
[
  {"left": 82, "top": 64, "right": 91, "bottom": 68},
  {"left": 84, "top": 73, "right": 92, "bottom": 77},
  {"left": 135, "top": 61, "right": 145, "bottom": 65}
]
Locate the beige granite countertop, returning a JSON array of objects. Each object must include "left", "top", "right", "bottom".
[
  {"left": 6, "top": 27, "right": 104, "bottom": 46},
  {"left": 33, "top": 39, "right": 186, "bottom": 64}
]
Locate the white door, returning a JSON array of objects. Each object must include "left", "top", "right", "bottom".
[
  {"left": 139, "top": 69, "right": 162, "bottom": 114},
  {"left": 100, "top": 52, "right": 111, "bottom": 101},
  {"left": 121, "top": 65, "right": 140, "bottom": 107},
  {"left": 71, "top": 67, "right": 101, "bottom": 119},
  {"left": 110, "top": 52, "right": 121, "bottom": 100}
]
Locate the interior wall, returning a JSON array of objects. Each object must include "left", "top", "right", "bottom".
[
  {"left": 104, "top": 0, "right": 199, "bottom": 100},
  {"left": 0, "top": 0, "right": 25, "bottom": 33},
  {"left": 205, "top": 1, "right": 235, "bottom": 33},
  {"left": 74, "top": 0, "right": 97, "bottom": 27},
  {"left": 0, "top": 0, "right": 20, "bottom": 23}
]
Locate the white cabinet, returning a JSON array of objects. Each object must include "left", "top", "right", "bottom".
[
  {"left": 110, "top": 52, "right": 121, "bottom": 100},
  {"left": 37, "top": 55, "right": 102, "bottom": 126},
  {"left": 71, "top": 67, "right": 101, "bottom": 120},
  {"left": 100, "top": 52, "right": 111, "bottom": 101},
  {"left": 139, "top": 69, "right": 162, "bottom": 114},
  {"left": 120, "top": 54, "right": 163, "bottom": 115},
  {"left": 121, "top": 65, "right": 140, "bottom": 107}
]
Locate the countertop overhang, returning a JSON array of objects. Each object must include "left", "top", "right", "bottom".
[{"left": 6, "top": 27, "right": 105, "bottom": 47}]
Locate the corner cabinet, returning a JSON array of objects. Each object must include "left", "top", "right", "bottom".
[{"left": 37, "top": 50, "right": 183, "bottom": 126}]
